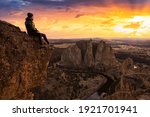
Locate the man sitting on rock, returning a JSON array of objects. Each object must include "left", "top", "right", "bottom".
[{"left": 25, "top": 12, "right": 49, "bottom": 45}]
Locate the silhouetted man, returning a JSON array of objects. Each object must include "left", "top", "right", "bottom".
[{"left": 25, "top": 12, "right": 49, "bottom": 45}]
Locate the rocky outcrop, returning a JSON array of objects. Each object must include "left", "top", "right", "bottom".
[
  {"left": 0, "top": 20, "right": 53, "bottom": 99},
  {"left": 105, "top": 59, "right": 150, "bottom": 100},
  {"left": 76, "top": 40, "right": 94, "bottom": 68},
  {"left": 95, "top": 41, "right": 117, "bottom": 67},
  {"left": 60, "top": 45, "right": 82, "bottom": 68},
  {"left": 120, "top": 58, "right": 134, "bottom": 75},
  {"left": 60, "top": 40, "right": 118, "bottom": 69}
]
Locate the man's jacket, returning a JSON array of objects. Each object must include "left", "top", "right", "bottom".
[{"left": 25, "top": 17, "right": 38, "bottom": 36}]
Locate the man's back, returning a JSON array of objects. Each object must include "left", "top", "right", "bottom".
[{"left": 25, "top": 13, "right": 37, "bottom": 36}]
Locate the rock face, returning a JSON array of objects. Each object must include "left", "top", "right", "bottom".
[
  {"left": 95, "top": 41, "right": 117, "bottom": 67},
  {"left": 60, "top": 45, "right": 82, "bottom": 68},
  {"left": 0, "top": 21, "right": 53, "bottom": 99},
  {"left": 77, "top": 40, "right": 94, "bottom": 68},
  {"left": 60, "top": 40, "right": 117, "bottom": 69}
]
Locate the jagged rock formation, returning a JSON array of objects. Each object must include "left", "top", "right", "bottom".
[
  {"left": 39, "top": 40, "right": 120, "bottom": 100},
  {"left": 42, "top": 40, "right": 120, "bottom": 100},
  {"left": 60, "top": 40, "right": 118, "bottom": 69},
  {"left": 60, "top": 45, "right": 82, "bottom": 68},
  {"left": 106, "top": 59, "right": 150, "bottom": 100},
  {"left": 95, "top": 41, "right": 117, "bottom": 67},
  {"left": 120, "top": 58, "right": 134, "bottom": 75},
  {"left": 77, "top": 40, "right": 95, "bottom": 68},
  {"left": 0, "top": 20, "right": 53, "bottom": 99}
]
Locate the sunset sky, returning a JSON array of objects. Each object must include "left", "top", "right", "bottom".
[{"left": 0, "top": 0, "right": 150, "bottom": 39}]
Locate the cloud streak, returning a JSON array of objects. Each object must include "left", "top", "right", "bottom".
[
  {"left": 1, "top": 0, "right": 149, "bottom": 10},
  {"left": 0, "top": 0, "right": 150, "bottom": 13},
  {"left": 22, "top": 0, "right": 150, "bottom": 7},
  {"left": 1, "top": 0, "right": 150, "bottom": 39}
]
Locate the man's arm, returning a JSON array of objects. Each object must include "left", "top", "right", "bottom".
[{"left": 25, "top": 20, "right": 39, "bottom": 33}]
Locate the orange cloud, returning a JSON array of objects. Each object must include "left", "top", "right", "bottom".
[
  {"left": 124, "top": 22, "right": 141, "bottom": 29},
  {"left": 2, "top": 3, "right": 150, "bottom": 39}
]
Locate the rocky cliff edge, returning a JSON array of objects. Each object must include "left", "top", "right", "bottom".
[{"left": 0, "top": 20, "right": 53, "bottom": 99}]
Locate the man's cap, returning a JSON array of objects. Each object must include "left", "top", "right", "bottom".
[{"left": 27, "top": 12, "right": 33, "bottom": 17}]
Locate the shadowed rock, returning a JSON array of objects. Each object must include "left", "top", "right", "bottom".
[{"left": 95, "top": 41, "right": 117, "bottom": 67}]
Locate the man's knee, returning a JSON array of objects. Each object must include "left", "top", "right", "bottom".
[{"left": 41, "top": 33, "right": 46, "bottom": 37}]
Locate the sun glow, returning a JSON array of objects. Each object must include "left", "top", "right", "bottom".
[
  {"left": 2, "top": 3, "right": 150, "bottom": 39},
  {"left": 113, "top": 16, "right": 150, "bottom": 38}
]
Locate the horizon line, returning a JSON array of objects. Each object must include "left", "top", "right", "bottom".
[{"left": 48, "top": 37, "right": 150, "bottom": 40}]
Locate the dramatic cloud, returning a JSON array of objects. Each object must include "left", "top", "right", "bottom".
[
  {"left": 22, "top": 0, "right": 150, "bottom": 7},
  {"left": 0, "top": 0, "right": 150, "bottom": 11},
  {"left": 0, "top": 0, "right": 150, "bottom": 39},
  {"left": 0, "top": 0, "right": 29, "bottom": 9}
]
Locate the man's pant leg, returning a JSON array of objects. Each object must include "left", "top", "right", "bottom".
[
  {"left": 35, "top": 33, "right": 42, "bottom": 45},
  {"left": 41, "top": 33, "right": 49, "bottom": 44}
]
